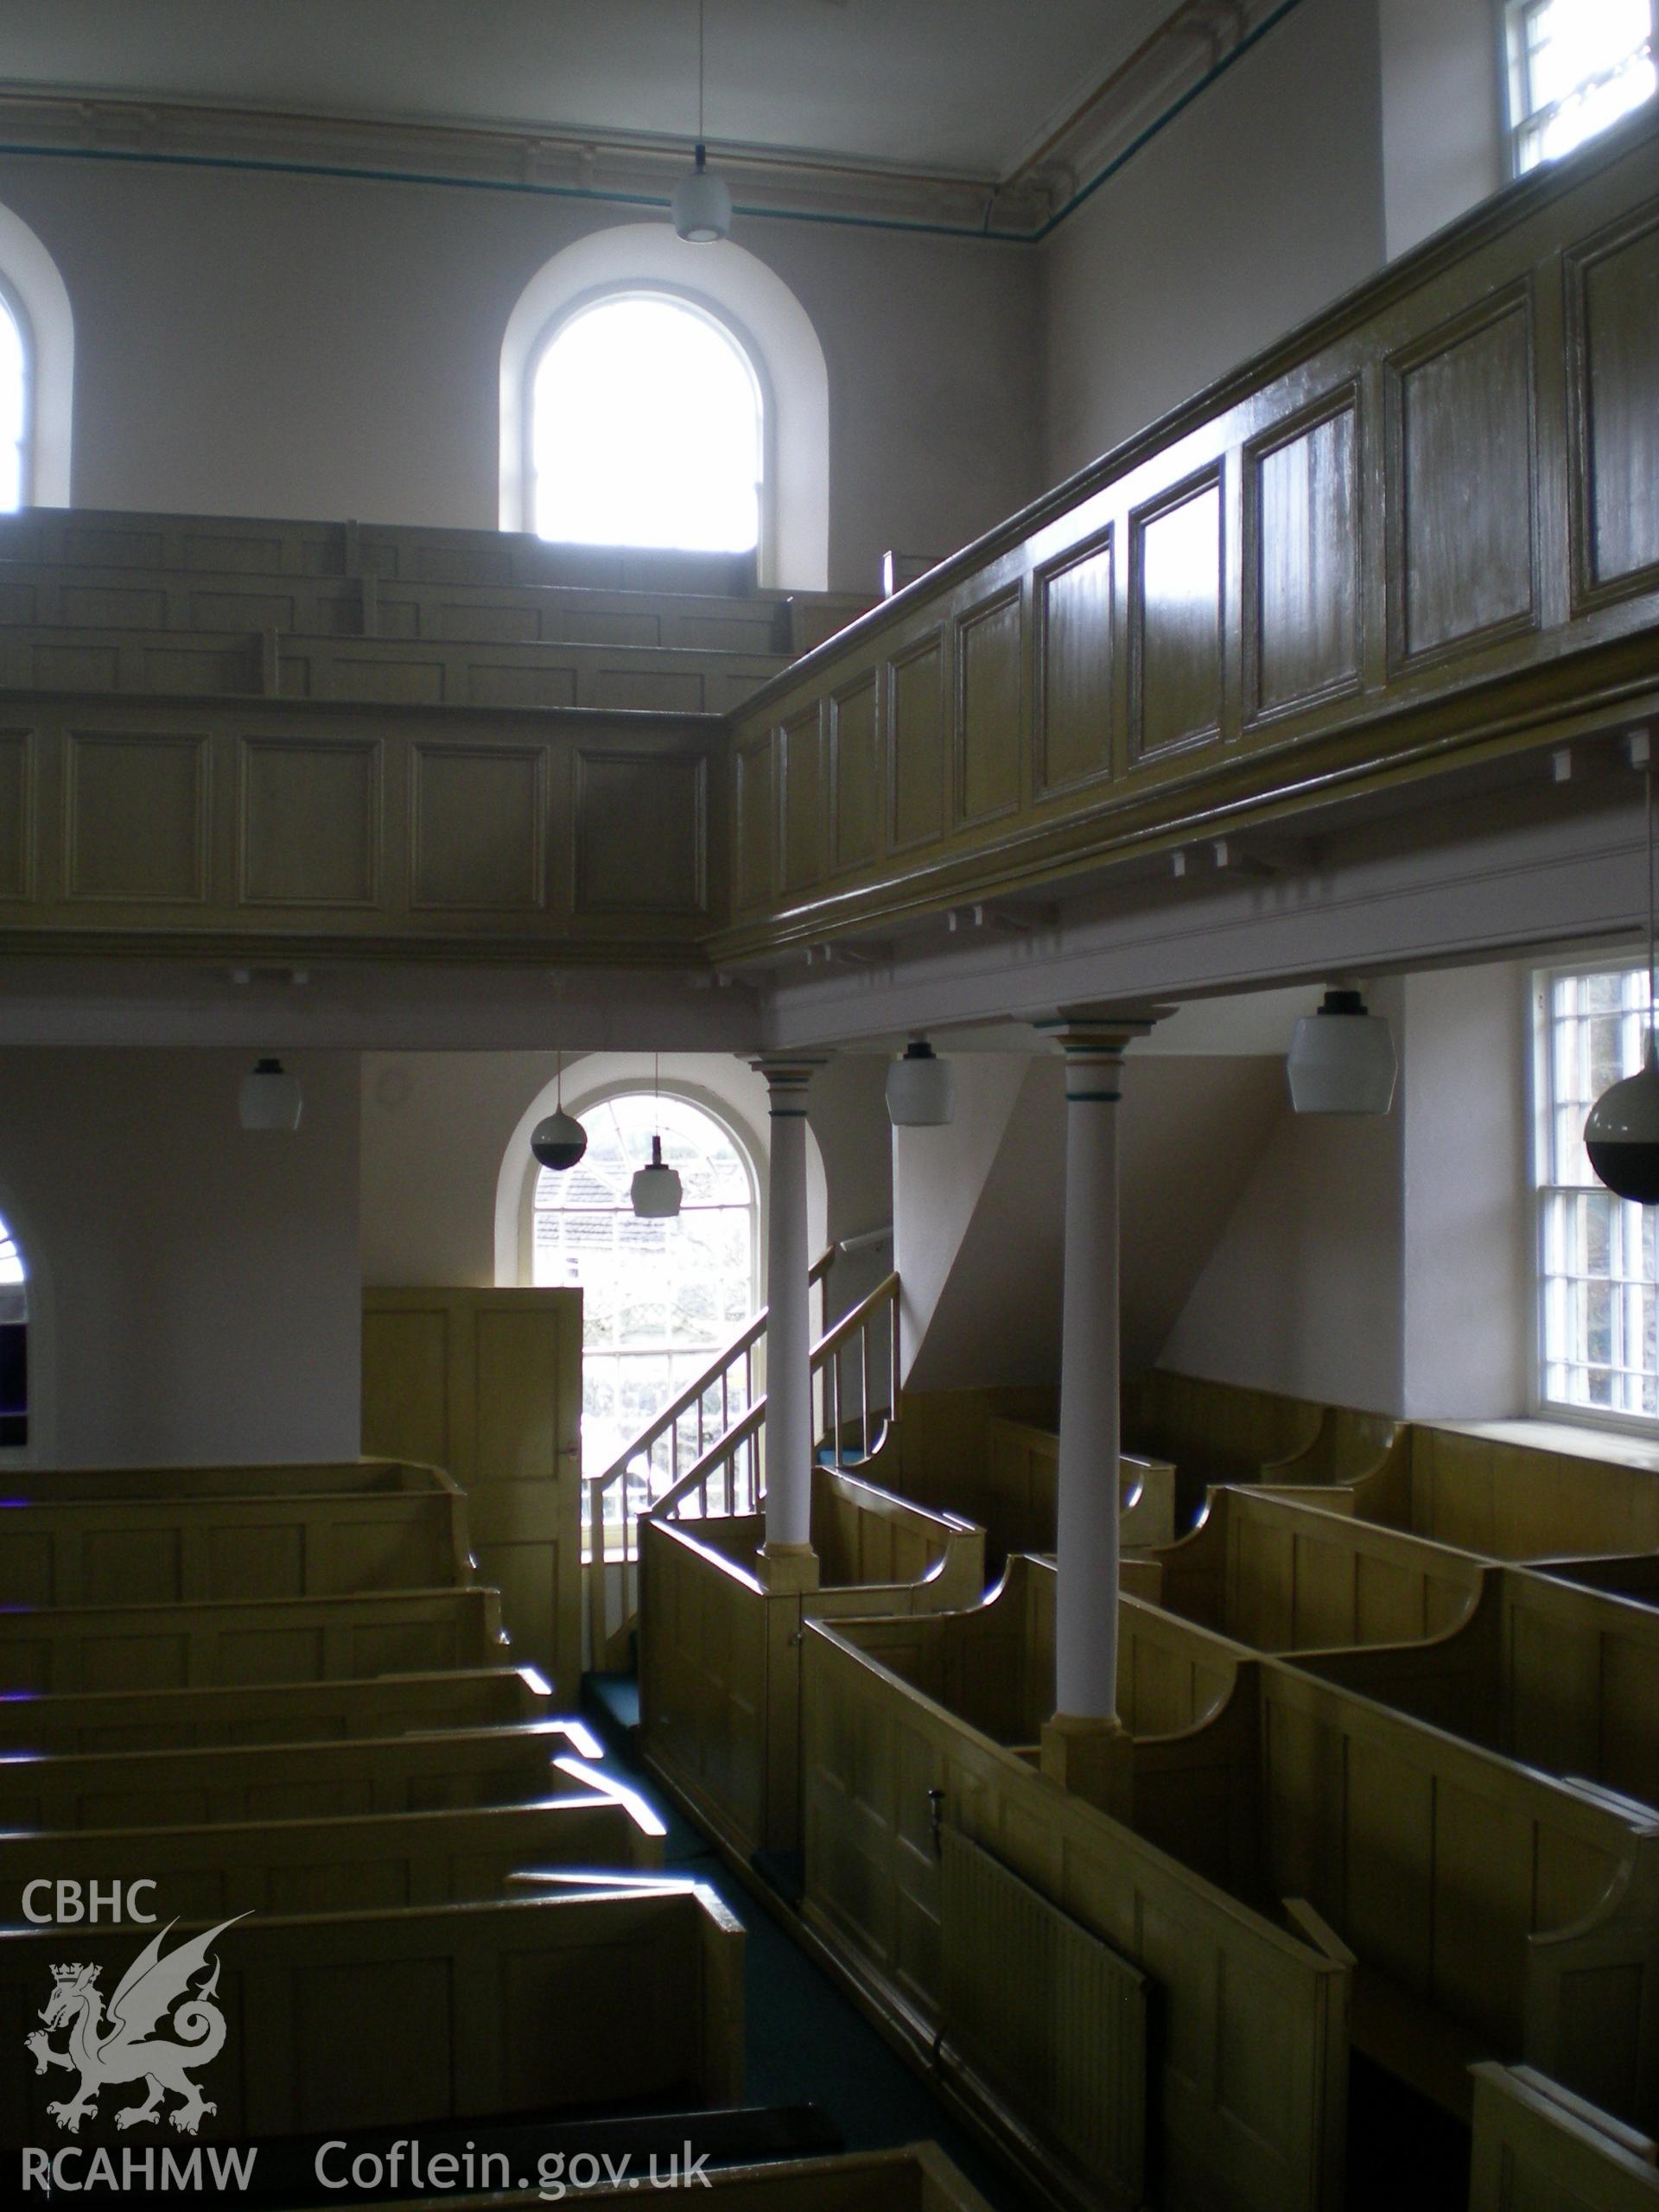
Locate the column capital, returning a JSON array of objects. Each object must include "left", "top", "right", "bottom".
[
  {"left": 751, "top": 1054, "right": 830, "bottom": 1116},
  {"left": 1035, "top": 1008, "right": 1159, "bottom": 1102}
]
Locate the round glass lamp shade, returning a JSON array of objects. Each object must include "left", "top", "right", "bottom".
[
  {"left": 672, "top": 146, "right": 732, "bottom": 241},
  {"left": 238, "top": 1057, "right": 302, "bottom": 1132},
  {"left": 886, "top": 1039, "right": 956, "bottom": 1128},
  {"left": 1585, "top": 1039, "right": 1659, "bottom": 1202},
  {"left": 530, "top": 1108, "right": 588, "bottom": 1173},
  {"left": 1287, "top": 990, "right": 1397, "bottom": 1116},
  {"left": 630, "top": 1133, "right": 684, "bottom": 1218}
]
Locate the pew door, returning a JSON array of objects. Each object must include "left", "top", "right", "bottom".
[{"left": 361, "top": 1287, "right": 582, "bottom": 1703}]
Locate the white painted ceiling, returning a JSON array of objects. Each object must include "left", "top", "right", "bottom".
[{"left": 0, "top": 0, "right": 1180, "bottom": 178}]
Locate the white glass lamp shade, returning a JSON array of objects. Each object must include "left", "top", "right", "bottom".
[
  {"left": 1287, "top": 989, "right": 1397, "bottom": 1116},
  {"left": 531, "top": 1108, "right": 588, "bottom": 1172},
  {"left": 238, "top": 1057, "right": 302, "bottom": 1132},
  {"left": 886, "top": 1039, "right": 956, "bottom": 1128},
  {"left": 672, "top": 145, "right": 732, "bottom": 241},
  {"left": 1586, "top": 1035, "right": 1659, "bottom": 1202},
  {"left": 631, "top": 1133, "right": 683, "bottom": 1217}
]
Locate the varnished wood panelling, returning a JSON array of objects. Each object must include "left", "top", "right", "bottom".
[
  {"left": 1034, "top": 527, "right": 1114, "bottom": 797},
  {"left": 782, "top": 705, "right": 825, "bottom": 892},
  {"left": 887, "top": 629, "right": 947, "bottom": 852},
  {"left": 576, "top": 748, "right": 708, "bottom": 917},
  {"left": 467, "top": 663, "right": 579, "bottom": 709},
  {"left": 0, "top": 730, "right": 30, "bottom": 898},
  {"left": 954, "top": 590, "right": 1022, "bottom": 826},
  {"left": 830, "top": 673, "right": 880, "bottom": 874},
  {"left": 239, "top": 736, "right": 379, "bottom": 907},
  {"left": 410, "top": 742, "right": 546, "bottom": 911},
  {"left": 734, "top": 731, "right": 776, "bottom": 911},
  {"left": 1470, "top": 2063, "right": 1659, "bottom": 2212},
  {"left": 65, "top": 731, "right": 208, "bottom": 903},
  {"left": 1248, "top": 391, "right": 1361, "bottom": 718},
  {"left": 362, "top": 1287, "right": 582, "bottom": 1702},
  {"left": 1391, "top": 289, "right": 1537, "bottom": 664},
  {"left": 1131, "top": 468, "right": 1224, "bottom": 762},
  {"left": 1570, "top": 204, "right": 1659, "bottom": 604}
]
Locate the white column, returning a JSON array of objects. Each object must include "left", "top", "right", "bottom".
[
  {"left": 753, "top": 1055, "right": 826, "bottom": 1582},
  {"left": 1044, "top": 1016, "right": 1150, "bottom": 1726}
]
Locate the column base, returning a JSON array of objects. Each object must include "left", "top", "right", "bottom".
[
  {"left": 1040, "top": 1710, "right": 1133, "bottom": 1815},
  {"left": 757, "top": 1541, "right": 821, "bottom": 1594}
]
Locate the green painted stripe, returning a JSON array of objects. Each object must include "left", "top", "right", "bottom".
[{"left": 0, "top": 3, "right": 1311, "bottom": 248}]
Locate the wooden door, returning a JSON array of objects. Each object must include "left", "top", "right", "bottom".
[{"left": 362, "top": 1288, "right": 582, "bottom": 1704}]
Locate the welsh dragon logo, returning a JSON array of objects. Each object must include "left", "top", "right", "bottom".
[{"left": 25, "top": 1915, "right": 245, "bottom": 2136}]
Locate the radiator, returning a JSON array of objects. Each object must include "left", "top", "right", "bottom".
[{"left": 941, "top": 1825, "right": 1148, "bottom": 2209}]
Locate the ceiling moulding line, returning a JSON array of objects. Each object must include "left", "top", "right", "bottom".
[{"left": 0, "top": 1, "right": 1309, "bottom": 248}]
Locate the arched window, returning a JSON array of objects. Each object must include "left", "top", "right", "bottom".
[
  {"left": 0, "top": 294, "right": 26, "bottom": 512},
  {"left": 499, "top": 225, "right": 830, "bottom": 587},
  {"left": 530, "top": 292, "right": 763, "bottom": 556},
  {"left": 532, "top": 1092, "right": 760, "bottom": 1471},
  {"left": 0, "top": 1209, "right": 29, "bottom": 1446}
]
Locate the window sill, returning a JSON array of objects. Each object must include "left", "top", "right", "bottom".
[{"left": 1433, "top": 1415, "right": 1659, "bottom": 1476}]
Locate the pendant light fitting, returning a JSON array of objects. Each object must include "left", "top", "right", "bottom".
[
  {"left": 1585, "top": 739, "right": 1659, "bottom": 1202},
  {"left": 531, "top": 1050, "right": 588, "bottom": 1172},
  {"left": 238, "top": 1056, "right": 302, "bottom": 1132},
  {"left": 672, "top": 2, "right": 733, "bottom": 241},
  {"left": 631, "top": 1053, "right": 684, "bottom": 1218}
]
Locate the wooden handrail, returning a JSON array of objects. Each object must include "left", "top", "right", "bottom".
[
  {"left": 649, "top": 1273, "right": 900, "bottom": 1525},
  {"left": 581, "top": 1247, "right": 839, "bottom": 1666},
  {"left": 584, "top": 1246, "right": 834, "bottom": 1503}
]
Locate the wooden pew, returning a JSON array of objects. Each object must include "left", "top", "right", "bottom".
[
  {"left": 0, "top": 1717, "right": 588, "bottom": 1831},
  {"left": 1265, "top": 1423, "right": 1659, "bottom": 1561},
  {"left": 1305, "top": 1567, "right": 1659, "bottom": 1813},
  {"left": 0, "top": 1585, "right": 507, "bottom": 1694},
  {"left": 1470, "top": 2063, "right": 1659, "bottom": 2209},
  {"left": 984, "top": 1416, "right": 1177, "bottom": 1553},
  {"left": 869, "top": 1390, "right": 1177, "bottom": 1565},
  {"left": 827, "top": 1563, "right": 1659, "bottom": 2139},
  {"left": 0, "top": 1885, "right": 744, "bottom": 2141},
  {"left": 1135, "top": 1485, "right": 1486, "bottom": 1652},
  {"left": 0, "top": 1460, "right": 474, "bottom": 1607},
  {"left": 801, "top": 1599, "right": 1351, "bottom": 2212},
  {"left": 0, "top": 1785, "right": 665, "bottom": 1923},
  {"left": 1122, "top": 1370, "right": 1328, "bottom": 1493},
  {"left": 317, "top": 2142, "right": 994, "bottom": 2211},
  {"left": 640, "top": 1467, "right": 986, "bottom": 1859},
  {"left": 0, "top": 1663, "right": 550, "bottom": 1757}
]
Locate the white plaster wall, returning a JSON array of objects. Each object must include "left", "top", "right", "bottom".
[
  {"left": 361, "top": 1047, "right": 887, "bottom": 1309},
  {"left": 0, "top": 153, "right": 1041, "bottom": 594},
  {"left": 1377, "top": 0, "right": 1506, "bottom": 258},
  {"left": 1160, "top": 963, "right": 1533, "bottom": 1419},
  {"left": 0, "top": 1049, "right": 360, "bottom": 1466},
  {"left": 898, "top": 1051, "right": 1288, "bottom": 1393},
  {"left": 1400, "top": 962, "right": 1531, "bottom": 1420},
  {"left": 1039, "top": 0, "right": 1387, "bottom": 484}
]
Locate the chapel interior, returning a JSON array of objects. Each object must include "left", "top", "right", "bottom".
[{"left": 0, "top": 3, "right": 1656, "bottom": 2209}]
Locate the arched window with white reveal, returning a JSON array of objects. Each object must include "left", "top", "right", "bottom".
[
  {"left": 529, "top": 291, "right": 765, "bottom": 561},
  {"left": 531, "top": 1090, "right": 760, "bottom": 1474},
  {"left": 0, "top": 1210, "right": 29, "bottom": 1447},
  {"left": 0, "top": 290, "right": 28, "bottom": 512}
]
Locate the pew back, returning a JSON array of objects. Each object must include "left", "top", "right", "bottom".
[
  {"left": 1142, "top": 1486, "right": 1485, "bottom": 1651},
  {"left": 1470, "top": 2063, "right": 1659, "bottom": 2210},
  {"left": 0, "top": 1885, "right": 744, "bottom": 2140},
  {"left": 0, "top": 1718, "right": 583, "bottom": 1831},
  {"left": 0, "top": 1585, "right": 506, "bottom": 1694},
  {"left": 639, "top": 1473, "right": 987, "bottom": 1859},
  {"left": 0, "top": 1792, "right": 664, "bottom": 1923},
  {"left": 801, "top": 1616, "right": 1350, "bottom": 2212},
  {"left": 0, "top": 1471, "right": 472, "bottom": 1607},
  {"left": 0, "top": 1665, "right": 549, "bottom": 1758}
]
